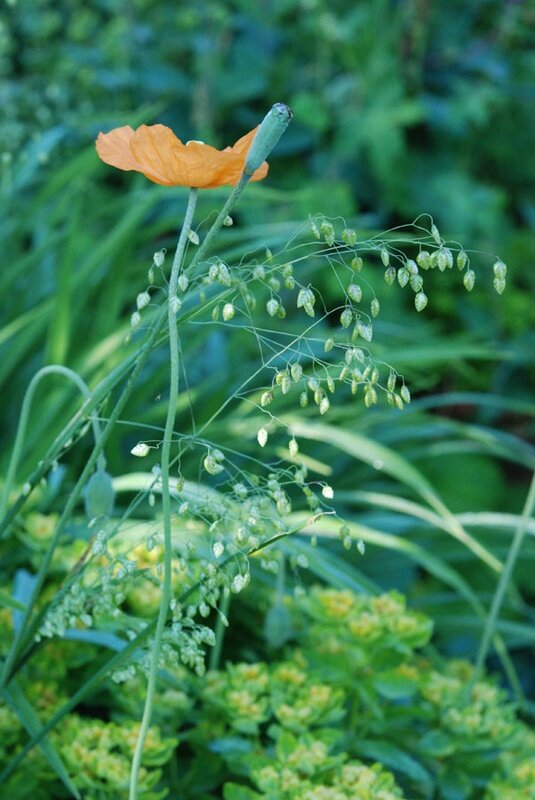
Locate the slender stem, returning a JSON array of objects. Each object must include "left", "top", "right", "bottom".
[
  {"left": 188, "top": 176, "right": 249, "bottom": 272},
  {"left": 0, "top": 349, "right": 140, "bottom": 539},
  {"left": 209, "top": 592, "right": 230, "bottom": 672},
  {"left": 0, "top": 308, "right": 166, "bottom": 691},
  {"left": 0, "top": 366, "right": 105, "bottom": 526},
  {"left": 473, "top": 470, "right": 535, "bottom": 692},
  {"left": 129, "top": 188, "right": 198, "bottom": 800}
]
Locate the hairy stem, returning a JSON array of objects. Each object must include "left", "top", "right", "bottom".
[{"left": 129, "top": 188, "right": 198, "bottom": 800}]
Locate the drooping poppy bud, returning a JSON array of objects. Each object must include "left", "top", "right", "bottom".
[{"left": 244, "top": 103, "right": 293, "bottom": 177}]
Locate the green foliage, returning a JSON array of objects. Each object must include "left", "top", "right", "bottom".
[{"left": 1, "top": 3, "right": 534, "bottom": 797}]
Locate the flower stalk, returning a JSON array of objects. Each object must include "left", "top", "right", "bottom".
[{"left": 129, "top": 187, "right": 198, "bottom": 800}]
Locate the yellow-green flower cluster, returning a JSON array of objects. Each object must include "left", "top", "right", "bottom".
[
  {"left": 294, "top": 587, "right": 433, "bottom": 660},
  {"left": 486, "top": 755, "right": 535, "bottom": 799},
  {"left": 421, "top": 661, "right": 518, "bottom": 746},
  {"left": 248, "top": 738, "right": 406, "bottom": 800},
  {"left": 202, "top": 659, "right": 345, "bottom": 736},
  {"left": 54, "top": 714, "right": 176, "bottom": 799}
]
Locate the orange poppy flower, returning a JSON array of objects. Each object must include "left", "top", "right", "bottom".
[{"left": 95, "top": 124, "right": 269, "bottom": 189}]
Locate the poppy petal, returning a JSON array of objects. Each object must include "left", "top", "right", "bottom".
[
  {"left": 96, "top": 126, "right": 138, "bottom": 171},
  {"left": 96, "top": 123, "right": 270, "bottom": 188},
  {"left": 129, "top": 124, "right": 184, "bottom": 185}
]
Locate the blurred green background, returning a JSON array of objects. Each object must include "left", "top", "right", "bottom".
[{"left": 1, "top": 0, "right": 535, "bottom": 678}]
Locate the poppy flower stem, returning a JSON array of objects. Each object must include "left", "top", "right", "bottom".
[
  {"left": 129, "top": 187, "right": 198, "bottom": 800},
  {"left": 189, "top": 175, "right": 249, "bottom": 270}
]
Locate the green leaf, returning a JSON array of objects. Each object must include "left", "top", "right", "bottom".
[
  {"left": 264, "top": 600, "right": 293, "bottom": 649},
  {"left": 0, "top": 591, "right": 26, "bottom": 612},
  {"left": 223, "top": 783, "right": 262, "bottom": 800},
  {"left": 2, "top": 681, "right": 81, "bottom": 799},
  {"left": 354, "top": 738, "right": 434, "bottom": 794},
  {"left": 287, "top": 420, "right": 501, "bottom": 573}
]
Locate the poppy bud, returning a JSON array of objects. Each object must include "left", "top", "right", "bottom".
[{"left": 244, "top": 103, "right": 293, "bottom": 177}]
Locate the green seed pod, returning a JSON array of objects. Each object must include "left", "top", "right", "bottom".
[
  {"left": 204, "top": 454, "right": 224, "bottom": 475},
  {"left": 153, "top": 249, "right": 166, "bottom": 267},
  {"left": 400, "top": 384, "right": 411, "bottom": 403},
  {"left": 324, "top": 337, "right": 335, "bottom": 352},
  {"left": 297, "top": 287, "right": 314, "bottom": 309},
  {"left": 364, "top": 386, "right": 377, "bottom": 407},
  {"left": 384, "top": 266, "right": 396, "bottom": 285},
  {"left": 417, "top": 250, "right": 432, "bottom": 270},
  {"left": 493, "top": 260, "right": 507, "bottom": 280},
  {"left": 370, "top": 298, "right": 380, "bottom": 318},
  {"left": 222, "top": 303, "right": 235, "bottom": 321},
  {"left": 244, "top": 102, "right": 293, "bottom": 176},
  {"left": 299, "top": 391, "right": 309, "bottom": 408},
  {"left": 319, "top": 396, "right": 330, "bottom": 415},
  {"left": 415, "top": 291, "right": 428, "bottom": 312},
  {"left": 342, "top": 228, "right": 357, "bottom": 246},
  {"left": 85, "top": 469, "right": 115, "bottom": 520},
  {"left": 437, "top": 247, "right": 453, "bottom": 271},
  {"left": 282, "top": 263, "right": 293, "bottom": 277},
  {"left": 410, "top": 274, "right": 423, "bottom": 292},
  {"left": 493, "top": 277, "right": 506, "bottom": 295},
  {"left": 217, "top": 262, "right": 231, "bottom": 285},
  {"left": 208, "top": 262, "right": 219, "bottom": 282},
  {"left": 244, "top": 291, "right": 256, "bottom": 310},
  {"left": 260, "top": 391, "right": 273, "bottom": 407},
  {"left": 340, "top": 307, "right": 353, "bottom": 328},
  {"left": 290, "top": 362, "right": 303, "bottom": 381},
  {"left": 347, "top": 283, "right": 362, "bottom": 303},
  {"left": 463, "top": 269, "right": 476, "bottom": 291},
  {"left": 457, "top": 250, "right": 468, "bottom": 270},
  {"left": 310, "top": 219, "right": 321, "bottom": 239},
  {"left": 380, "top": 246, "right": 390, "bottom": 266},
  {"left": 431, "top": 223, "right": 441, "bottom": 244},
  {"left": 397, "top": 268, "right": 409, "bottom": 288},
  {"left": 257, "top": 427, "right": 268, "bottom": 447},
  {"left": 357, "top": 322, "right": 373, "bottom": 342},
  {"left": 351, "top": 256, "right": 364, "bottom": 272},
  {"left": 320, "top": 220, "right": 335, "bottom": 246},
  {"left": 266, "top": 298, "right": 279, "bottom": 317},
  {"left": 136, "top": 291, "right": 150, "bottom": 310}
]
